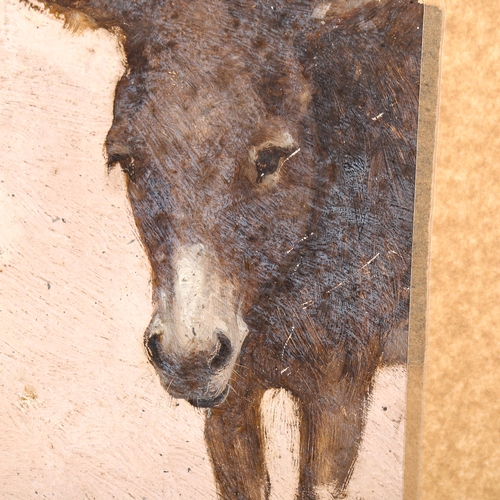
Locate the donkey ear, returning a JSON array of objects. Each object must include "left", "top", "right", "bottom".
[{"left": 25, "top": 0, "right": 126, "bottom": 32}]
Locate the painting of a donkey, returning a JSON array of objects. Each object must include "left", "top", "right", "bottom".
[{"left": 27, "top": 0, "right": 423, "bottom": 497}]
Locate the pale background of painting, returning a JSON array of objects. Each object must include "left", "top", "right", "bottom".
[{"left": 0, "top": 0, "right": 499, "bottom": 499}]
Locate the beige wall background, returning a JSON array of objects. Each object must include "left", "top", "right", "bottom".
[
  {"left": 1, "top": 0, "right": 499, "bottom": 499},
  {"left": 421, "top": 0, "right": 500, "bottom": 498}
]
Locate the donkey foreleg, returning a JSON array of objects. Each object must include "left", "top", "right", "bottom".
[
  {"left": 296, "top": 383, "right": 369, "bottom": 499},
  {"left": 205, "top": 388, "right": 269, "bottom": 500}
]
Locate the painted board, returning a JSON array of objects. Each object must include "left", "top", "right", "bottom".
[{"left": 0, "top": 1, "right": 439, "bottom": 498}]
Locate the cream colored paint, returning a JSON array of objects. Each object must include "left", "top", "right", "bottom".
[
  {"left": 1, "top": 2, "right": 407, "bottom": 498},
  {"left": 174, "top": 244, "right": 213, "bottom": 346},
  {"left": 261, "top": 389, "right": 301, "bottom": 500},
  {"left": 171, "top": 243, "right": 246, "bottom": 352}
]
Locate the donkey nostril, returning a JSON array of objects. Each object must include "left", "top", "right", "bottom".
[{"left": 209, "top": 331, "right": 233, "bottom": 371}]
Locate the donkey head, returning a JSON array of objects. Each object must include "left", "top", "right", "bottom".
[{"left": 31, "top": 0, "right": 374, "bottom": 406}]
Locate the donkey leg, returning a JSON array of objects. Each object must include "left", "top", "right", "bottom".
[
  {"left": 205, "top": 389, "right": 269, "bottom": 500},
  {"left": 297, "top": 383, "right": 369, "bottom": 499}
]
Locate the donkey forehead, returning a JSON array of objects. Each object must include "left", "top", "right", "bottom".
[
  {"left": 110, "top": 13, "right": 310, "bottom": 140},
  {"left": 118, "top": 52, "right": 308, "bottom": 122}
]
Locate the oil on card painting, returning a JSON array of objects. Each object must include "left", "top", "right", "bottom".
[{"left": 0, "top": 0, "right": 426, "bottom": 498}]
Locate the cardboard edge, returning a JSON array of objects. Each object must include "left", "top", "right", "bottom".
[{"left": 403, "top": 4, "right": 444, "bottom": 500}]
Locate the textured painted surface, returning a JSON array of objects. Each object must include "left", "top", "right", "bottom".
[
  {"left": 4, "top": 0, "right": 500, "bottom": 498},
  {"left": 1, "top": 1, "right": 418, "bottom": 498}
]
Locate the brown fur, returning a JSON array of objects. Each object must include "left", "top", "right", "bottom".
[{"left": 29, "top": 0, "right": 423, "bottom": 497}]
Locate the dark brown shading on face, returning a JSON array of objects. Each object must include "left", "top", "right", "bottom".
[{"left": 29, "top": 0, "right": 423, "bottom": 497}]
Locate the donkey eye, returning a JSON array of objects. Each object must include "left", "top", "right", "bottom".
[
  {"left": 108, "top": 153, "right": 136, "bottom": 180},
  {"left": 255, "top": 146, "right": 292, "bottom": 183}
]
